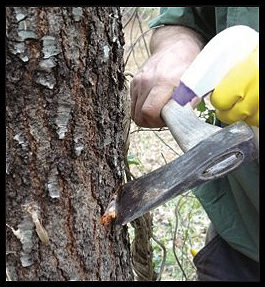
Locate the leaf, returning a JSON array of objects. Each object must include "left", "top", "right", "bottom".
[
  {"left": 127, "top": 159, "right": 140, "bottom": 166},
  {"left": 196, "top": 98, "right": 206, "bottom": 112},
  {"left": 127, "top": 154, "right": 140, "bottom": 165},
  {"left": 206, "top": 110, "right": 216, "bottom": 125}
]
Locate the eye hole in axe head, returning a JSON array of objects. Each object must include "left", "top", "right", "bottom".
[{"left": 199, "top": 150, "right": 244, "bottom": 180}]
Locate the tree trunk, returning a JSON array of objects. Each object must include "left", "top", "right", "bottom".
[{"left": 6, "top": 7, "right": 133, "bottom": 281}]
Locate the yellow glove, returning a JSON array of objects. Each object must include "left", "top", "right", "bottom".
[{"left": 210, "top": 45, "right": 259, "bottom": 127}]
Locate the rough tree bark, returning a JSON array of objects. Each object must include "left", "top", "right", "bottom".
[{"left": 6, "top": 7, "right": 134, "bottom": 281}]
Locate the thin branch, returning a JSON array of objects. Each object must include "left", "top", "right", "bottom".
[
  {"left": 151, "top": 233, "right": 167, "bottom": 281},
  {"left": 136, "top": 10, "right": 150, "bottom": 58},
  {"left": 122, "top": 7, "right": 138, "bottom": 29},
  {"left": 172, "top": 202, "right": 188, "bottom": 281},
  {"left": 160, "top": 152, "right": 167, "bottom": 165},
  {"left": 124, "top": 71, "right": 134, "bottom": 79},
  {"left": 130, "top": 127, "right": 169, "bottom": 134},
  {"left": 129, "top": 8, "right": 140, "bottom": 69},
  {"left": 124, "top": 29, "right": 153, "bottom": 67},
  {"left": 153, "top": 131, "right": 181, "bottom": 156}
]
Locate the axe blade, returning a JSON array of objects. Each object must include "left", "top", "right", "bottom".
[{"left": 115, "top": 122, "right": 258, "bottom": 225}]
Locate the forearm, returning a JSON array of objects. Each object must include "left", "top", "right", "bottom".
[{"left": 149, "top": 25, "right": 206, "bottom": 55}]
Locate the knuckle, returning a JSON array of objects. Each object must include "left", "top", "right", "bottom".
[
  {"left": 141, "top": 104, "right": 155, "bottom": 118},
  {"left": 133, "top": 114, "right": 144, "bottom": 127},
  {"left": 132, "top": 70, "right": 150, "bottom": 86},
  {"left": 141, "top": 104, "right": 160, "bottom": 125}
]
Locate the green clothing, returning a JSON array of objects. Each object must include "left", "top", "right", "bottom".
[
  {"left": 149, "top": 7, "right": 259, "bottom": 262},
  {"left": 149, "top": 7, "right": 259, "bottom": 40}
]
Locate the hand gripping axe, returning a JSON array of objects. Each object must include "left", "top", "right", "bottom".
[{"left": 101, "top": 25, "right": 259, "bottom": 226}]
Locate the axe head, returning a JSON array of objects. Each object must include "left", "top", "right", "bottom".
[{"left": 101, "top": 122, "right": 258, "bottom": 226}]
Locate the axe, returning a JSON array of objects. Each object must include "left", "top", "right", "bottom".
[{"left": 101, "top": 25, "right": 259, "bottom": 226}]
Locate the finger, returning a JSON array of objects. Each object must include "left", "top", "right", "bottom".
[
  {"left": 133, "top": 88, "right": 151, "bottom": 127},
  {"left": 141, "top": 84, "right": 174, "bottom": 127},
  {"left": 211, "top": 87, "right": 243, "bottom": 111},
  {"left": 215, "top": 96, "right": 254, "bottom": 124},
  {"left": 216, "top": 108, "right": 258, "bottom": 126},
  {"left": 245, "top": 111, "right": 259, "bottom": 127},
  {"left": 130, "top": 70, "right": 154, "bottom": 125},
  {"left": 130, "top": 79, "right": 138, "bottom": 121}
]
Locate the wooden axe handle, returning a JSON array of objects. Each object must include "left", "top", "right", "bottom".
[{"left": 161, "top": 99, "right": 221, "bottom": 152}]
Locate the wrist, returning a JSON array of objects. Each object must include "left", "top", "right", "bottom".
[{"left": 149, "top": 25, "right": 205, "bottom": 55}]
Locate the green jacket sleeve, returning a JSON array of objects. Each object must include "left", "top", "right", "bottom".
[
  {"left": 149, "top": 7, "right": 216, "bottom": 41},
  {"left": 149, "top": 7, "right": 259, "bottom": 39}
]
